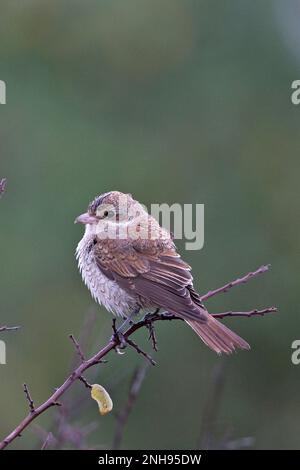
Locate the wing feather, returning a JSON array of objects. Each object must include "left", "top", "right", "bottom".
[{"left": 94, "top": 237, "right": 207, "bottom": 322}]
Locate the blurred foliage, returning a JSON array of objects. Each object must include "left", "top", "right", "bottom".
[{"left": 0, "top": 0, "right": 299, "bottom": 449}]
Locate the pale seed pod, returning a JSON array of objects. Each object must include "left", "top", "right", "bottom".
[{"left": 91, "top": 384, "right": 113, "bottom": 415}]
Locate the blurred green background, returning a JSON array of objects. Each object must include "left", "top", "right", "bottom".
[{"left": 0, "top": 0, "right": 299, "bottom": 450}]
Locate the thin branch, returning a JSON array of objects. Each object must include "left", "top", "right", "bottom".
[
  {"left": 48, "top": 310, "right": 101, "bottom": 450},
  {"left": 23, "top": 384, "right": 35, "bottom": 414},
  {"left": 0, "top": 178, "right": 7, "bottom": 199},
  {"left": 78, "top": 376, "right": 92, "bottom": 389},
  {"left": 0, "top": 337, "right": 117, "bottom": 449},
  {"left": 113, "top": 365, "right": 149, "bottom": 450},
  {"left": 0, "top": 325, "right": 20, "bottom": 332},
  {"left": 212, "top": 307, "right": 277, "bottom": 319},
  {"left": 69, "top": 334, "right": 86, "bottom": 363},
  {"left": 112, "top": 318, "right": 156, "bottom": 364},
  {"left": 0, "top": 314, "right": 163, "bottom": 450},
  {"left": 125, "top": 337, "right": 156, "bottom": 366},
  {"left": 0, "top": 265, "right": 276, "bottom": 450},
  {"left": 200, "top": 265, "right": 270, "bottom": 301},
  {"left": 147, "top": 322, "right": 158, "bottom": 351},
  {"left": 69, "top": 308, "right": 97, "bottom": 371}
]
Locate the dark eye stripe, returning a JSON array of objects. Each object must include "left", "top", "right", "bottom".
[{"left": 88, "top": 192, "right": 112, "bottom": 214}]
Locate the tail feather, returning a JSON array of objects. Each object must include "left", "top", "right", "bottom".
[{"left": 187, "top": 315, "right": 250, "bottom": 355}]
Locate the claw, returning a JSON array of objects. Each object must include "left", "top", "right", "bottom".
[
  {"left": 111, "top": 328, "right": 127, "bottom": 353},
  {"left": 115, "top": 346, "right": 126, "bottom": 355}
]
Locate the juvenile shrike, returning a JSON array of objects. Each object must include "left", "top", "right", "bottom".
[{"left": 75, "top": 191, "right": 250, "bottom": 354}]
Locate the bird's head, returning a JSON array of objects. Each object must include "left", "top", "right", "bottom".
[{"left": 75, "top": 191, "right": 147, "bottom": 237}]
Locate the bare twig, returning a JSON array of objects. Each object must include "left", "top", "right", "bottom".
[
  {"left": 69, "top": 308, "right": 97, "bottom": 371},
  {"left": 0, "top": 337, "right": 116, "bottom": 449},
  {"left": 147, "top": 322, "right": 158, "bottom": 351},
  {"left": 113, "top": 365, "right": 149, "bottom": 450},
  {"left": 212, "top": 307, "right": 277, "bottom": 319},
  {"left": 49, "top": 310, "right": 100, "bottom": 450},
  {"left": 23, "top": 384, "right": 35, "bottom": 414},
  {"left": 200, "top": 265, "right": 270, "bottom": 302},
  {"left": 125, "top": 337, "right": 156, "bottom": 366},
  {"left": 0, "top": 265, "right": 276, "bottom": 450},
  {"left": 69, "top": 334, "right": 86, "bottom": 363},
  {"left": 112, "top": 318, "right": 156, "bottom": 364},
  {"left": 78, "top": 376, "right": 92, "bottom": 389},
  {"left": 0, "top": 325, "right": 20, "bottom": 332},
  {"left": 0, "top": 178, "right": 6, "bottom": 198}
]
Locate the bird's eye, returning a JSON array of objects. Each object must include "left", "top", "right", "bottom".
[
  {"left": 96, "top": 204, "right": 115, "bottom": 219},
  {"left": 102, "top": 209, "right": 115, "bottom": 219}
]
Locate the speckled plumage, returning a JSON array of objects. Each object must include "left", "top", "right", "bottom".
[
  {"left": 76, "top": 231, "right": 139, "bottom": 317},
  {"left": 75, "top": 191, "right": 250, "bottom": 354}
]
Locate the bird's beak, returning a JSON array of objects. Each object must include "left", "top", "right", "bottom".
[{"left": 74, "top": 212, "right": 98, "bottom": 225}]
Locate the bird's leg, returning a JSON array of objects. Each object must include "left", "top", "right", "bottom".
[
  {"left": 116, "top": 308, "right": 140, "bottom": 334},
  {"left": 143, "top": 308, "right": 160, "bottom": 322},
  {"left": 111, "top": 314, "right": 156, "bottom": 365},
  {"left": 111, "top": 319, "right": 127, "bottom": 352},
  {"left": 111, "top": 309, "right": 140, "bottom": 353}
]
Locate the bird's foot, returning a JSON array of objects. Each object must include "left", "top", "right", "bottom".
[
  {"left": 111, "top": 319, "right": 127, "bottom": 354},
  {"left": 122, "top": 314, "right": 137, "bottom": 325},
  {"left": 143, "top": 308, "right": 160, "bottom": 323},
  {"left": 111, "top": 319, "right": 156, "bottom": 365}
]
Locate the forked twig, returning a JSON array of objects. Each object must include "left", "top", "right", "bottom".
[
  {"left": 69, "top": 334, "right": 86, "bottom": 363},
  {"left": 0, "top": 265, "right": 276, "bottom": 450},
  {"left": 200, "top": 265, "right": 271, "bottom": 301}
]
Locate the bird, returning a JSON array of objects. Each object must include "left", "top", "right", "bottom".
[{"left": 75, "top": 191, "right": 250, "bottom": 354}]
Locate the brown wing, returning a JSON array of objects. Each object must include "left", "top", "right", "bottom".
[{"left": 94, "top": 237, "right": 207, "bottom": 323}]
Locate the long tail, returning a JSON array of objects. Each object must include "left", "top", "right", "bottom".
[{"left": 186, "top": 315, "right": 250, "bottom": 355}]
